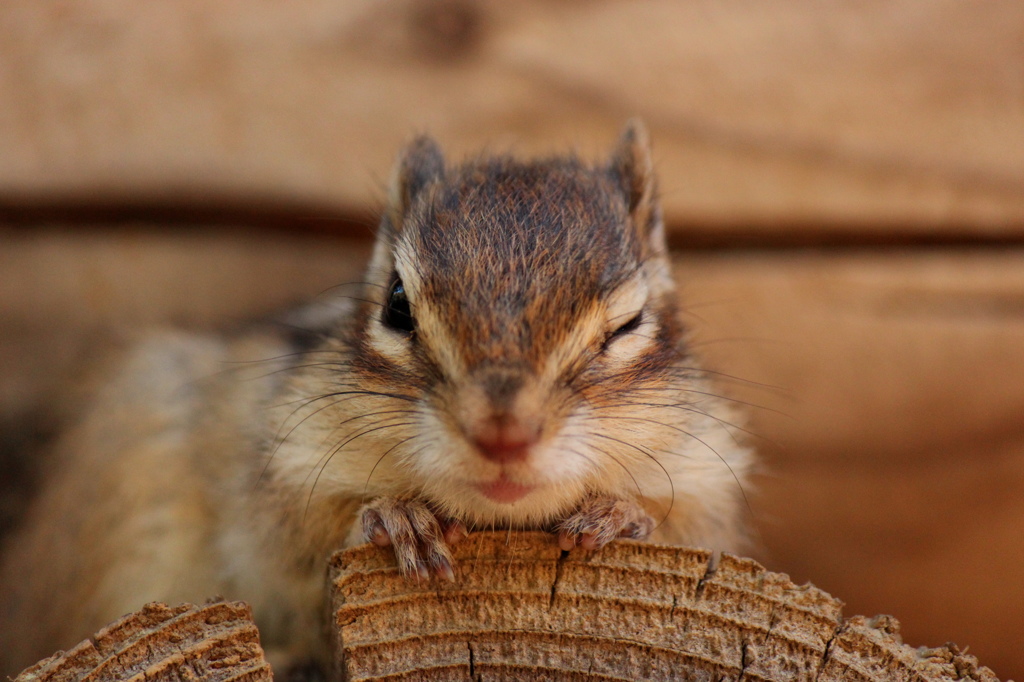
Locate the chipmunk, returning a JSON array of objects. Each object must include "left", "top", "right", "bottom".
[{"left": 0, "top": 121, "right": 752, "bottom": 676}]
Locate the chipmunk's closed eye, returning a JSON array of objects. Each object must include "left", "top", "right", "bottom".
[
  {"left": 383, "top": 277, "right": 416, "bottom": 334},
  {"left": 602, "top": 311, "right": 643, "bottom": 351}
]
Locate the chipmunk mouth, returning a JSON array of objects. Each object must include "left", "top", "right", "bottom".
[{"left": 476, "top": 473, "right": 535, "bottom": 504}]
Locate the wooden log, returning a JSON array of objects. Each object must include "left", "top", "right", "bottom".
[
  {"left": 10, "top": 537, "right": 1005, "bottom": 680},
  {"left": 12, "top": 600, "right": 272, "bottom": 682},
  {"left": 330, "top": 533, "right": 1000, "bottom": 681}
]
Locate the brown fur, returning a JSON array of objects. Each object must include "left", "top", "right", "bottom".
[{"left": 0, "top": 122, "right": 751, "bottom": 676}]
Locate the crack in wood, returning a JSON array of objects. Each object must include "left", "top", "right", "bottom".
[
  {"left": 813, "top": 624, "right": 843, "bottom": 682},
  {"left": 738, "top": 641, "right": 752, "bottom": 681},
  {"left": 694, "top": 554, "right": 717, "bottom": 600},
  {"left": 548, "top": 549, "right": 569, "bottom": 609}
]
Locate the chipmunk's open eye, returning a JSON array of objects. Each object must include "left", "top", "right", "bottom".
[
  {"left": 602, "top": 310, "right": 643, "bottom": 351},
  {"left": 383, "top": 277, "right": 415, "bottom": 334}
]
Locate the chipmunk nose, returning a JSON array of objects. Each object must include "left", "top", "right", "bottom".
[{"left": 473, "top": 413, "right": 540, "bottom": 463}]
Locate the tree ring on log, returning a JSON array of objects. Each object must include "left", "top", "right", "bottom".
[
  {"left": 13, "top": 600, "right": 272, "bottom": 682},
  {"left": 11, "top": 534, "right": 1000, "bottom": 681},
  {"left": 330, "top": 531, "right": 999, "bottom": 681}
]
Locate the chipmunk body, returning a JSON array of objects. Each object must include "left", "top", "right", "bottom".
[{"left": 0, "top": 122, "right": 752, "bottom": 676}]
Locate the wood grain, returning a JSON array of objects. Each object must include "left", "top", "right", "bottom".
[
  {"left": 675, "top": 251, "right": 1024, "bottom": 680},
  {"left": 13, "top": 601, "right": 272, "bottom": 682},
  {"left": 9, "top": 538, "right": 1003, "bottom": 680},
  {"left": 1, "top": 1, "right": 1021, "bottom": 236},
  {"left": 330, "top": 532, "right": 1000, "bottom": 681}
]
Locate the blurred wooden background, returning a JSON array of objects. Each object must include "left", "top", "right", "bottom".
[{"left": 2, "top": 1, "right": 1023, "bottom": 678}]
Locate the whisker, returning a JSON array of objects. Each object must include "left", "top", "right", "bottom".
[
  {"left": 312, "top": 280, "right": 386, "bottom": 300},
  {"left": 260, "top": 391, "right": 416, "bottom": 485},
  {"left": 279, "top": 388, "right": 420, "bottom": 412},
  {"left": 585, "top": 434, "right": 675, "bottom": 528},
  {"left": 188, "top": 350, "right": 348, "bottom": 386},
  {"left": 686, "top": 336, "right": 788, "bottom": 351},
  {"left": 304, "top": 420, "right": 418, "bottom": 521},
  {"left": 239, "top": 360, "right": 359, "bottom": 383},
  {"left": 304, "top": 415, "right": 414, "bottom": 486},
  {"left": 654, "top": 424, "right": 754, "bottom": 523},
  {"left": 220, "top": 349, "right": 351, "bottom": 366},
  {"left": 660, "top": 365, "right": 789, "bottom": 395},
  {"left": 270, "top": 388, "right": 398, "bottom": 450},
  {"left": 587, "top": 404, "right": 779, "bottom": 449},
  {"left": 362, "top": 434, "right": 420, "bottom": 501},
  {"left": 270, "top": 386, "right": 370, "bottom": 410},
  {"left": 599, "top": 384, "right": 789, "bottom": 418},
  {"left": 584, "top": 443, "right": 644, "bottom": 498}
]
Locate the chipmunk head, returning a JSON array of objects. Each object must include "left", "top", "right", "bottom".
[{"left": 345, "top": 121, "right": 694, "bottom": 527}]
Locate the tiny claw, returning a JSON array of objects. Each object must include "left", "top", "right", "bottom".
[
  {"left": 358, "top": 497, "right": 463, "bottom": 581},
  {"left": 555, "top": 495, "right": 655, "bottom": 553},
  {"left": 620, "top": 520, "right": 650, "bottom": 540},
  {"left": 361, "top": 509, "right": 392, "bottom": 546},
  {"left": 368, "top": 523, "right": 391, "bottom": 547},
  {"left": 434, "top": 555, "right": 456, "bottom": 582},
  {"left": 443, "top": 519, "right": 468, "bottom": 545}
]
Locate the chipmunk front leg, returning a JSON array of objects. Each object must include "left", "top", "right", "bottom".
[
  {"left": 555, "top": 495, "right": 655, "bottom": 551},
  {"left": 359, "top": 497, "right": 467, "bottom": 581}
]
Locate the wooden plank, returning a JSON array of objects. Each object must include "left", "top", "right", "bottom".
[
  {"left": 674, "top": 251, "right": 1024, "bottom": 680},
  {"left": 1, "top": 0, "right": 1022, "bottom": 236},
  {"left": 0, "top": 229, "right": 371, "bottom": 419}
]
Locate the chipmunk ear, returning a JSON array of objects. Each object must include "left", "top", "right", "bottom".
[
  {"left": 609, "top": 119, "right": 664, "bottom": 253},
  {"left": 386, "top": 135, "right": 445, "bottom": 232}
]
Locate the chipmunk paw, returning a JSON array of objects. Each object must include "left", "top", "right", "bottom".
[
  {"left": 555, "top": 495, "right": 654, "bottom": 551},
  {"left": 360, "top": 497, "right": 466, "bottom": 581}
]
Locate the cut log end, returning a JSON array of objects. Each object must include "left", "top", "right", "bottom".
[
  {"left": 329, "top": 532, "right": 1001, "bottom": 681},
  {"left": 13, "top": 535, "right": 1001, "bottom": 681},
  {"left": 13, "top": 600, "right": 273, "bottom": 682}
]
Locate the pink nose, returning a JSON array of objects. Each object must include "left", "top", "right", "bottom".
[{"left": 473, "top": 416, "right": 539, "bottom": 463}]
